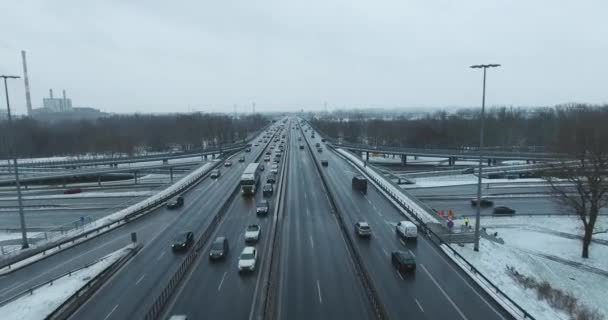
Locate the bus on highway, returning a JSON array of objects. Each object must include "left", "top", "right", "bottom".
[{"left": 240, "top": 163, "right": 261, "bottom": 195}]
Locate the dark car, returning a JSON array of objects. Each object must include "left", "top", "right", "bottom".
[
  {"left": 63, "top": 188, "right": 83, "bottom": 194},
  {"left": 256, "top": 200, "right": 270, "bottom": 216},
  {"left": 209, "top": 236, "right": 229, "bottom": 260},
  {"left": 461, "top": 168, "right": 475, "bottom": 174},
  {"left": 321, "top": 159, "right": 329, "bottom": 167},
  {"left": 260, "top": 164, "right": 265, "bottom": 171},
  {"left": 299, "top": 145, "right": 304, "bottom": 150},
  {"left": 352, "top": 175, "right": 368, "bottom": 193},
  {"left": 210, "top": 169, "right": 221, "bottom": 179},
  {"left": 267, "top": 173, "right": 277, "bottom": 184},
  {"left": 493, "top": 206, "right": 516, "bottom": 214},
  {"left": 263, "top": 184, "right": 274, "bottom": 197},
  {"left": 392, "top": 251, "right": 416, "bottom": 273},
  {"left": 238, "top": 156, "right": 245, "bottom": 162},
  {"left": 273, "top": 158, "right": 280, "bottom": 163},
  {"left": 321, "top": 138, "right": 326, "bottom": 142},
  {"left": 470, "top": 197, "right": 493, "bottom": 206},
  {"left": 265, "top": 151, "right": 272, "bottom": 155},
  {"left": 317, "top": 147, "right": 323, "bottom": 153},
  {"left": 245, "top": 147, "right": 251, "bottom": 153},
  {"left": 167, "top": 196, "right": 184, "bottom": 209},
  {"left": 172, "top": 231, "right": 194, "bottom": 252},
  {"left": 315, "top": 142, "right": 320, "bottom": 147}
]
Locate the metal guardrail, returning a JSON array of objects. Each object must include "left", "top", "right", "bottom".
[
  {"left": 0, "top": 243, "right": 141, "bottom": 309},
  {"left": 48, "top": 243, "right": 142, "bottom": 319},
  {"left": 300, "top": 124, "right": 388, "bottom": 320},
  {"left": 331, "top": 144, "right": 535, "bottom": 320},
  {"left": 335, "top": 140, "right": 562, "bottom": 161},
  {"left": 0, "top": 157, "right": 230, "bottom": 273},
  {"left": 258, "top": 123, "right": 291, "bottom": 320},
  {"left": 144, "top": 126, "right": 281, "bottom": 320},
  {"left": 0, "top": 143, "right": 243, "bottom": 169}
]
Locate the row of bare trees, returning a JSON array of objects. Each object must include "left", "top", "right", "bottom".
[
  {"left": 311, "top": 105, "right": 603, "bottom": 150},
  {"left": 0, "top": 113, "right": 268, "bottom": 159}
]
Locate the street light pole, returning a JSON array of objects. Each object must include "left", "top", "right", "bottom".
[
  {"left": 1, "top": 75, "right": 29, "bottom": 249},
  {"left": 469, "top": 64, "right": 500, "bottom": 252}
]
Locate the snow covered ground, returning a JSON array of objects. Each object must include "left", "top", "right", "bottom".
[
  {"left": 0, "top": 232, "right": 39, "bottom": 243},
  {"left": 367, "top": 154, "right": 481, "bottom": 166},
  {"left": 0, "top": 244, "right": 133, "bottom": 320},
  {"left": 451, "top": 215, "right": 608, "bottom": 319},
  {"left": 0, "top": 191, "right": 156, "bottom": 202},
  {"left": 402, "top": 174, "right": 548, "bottom": 188}
]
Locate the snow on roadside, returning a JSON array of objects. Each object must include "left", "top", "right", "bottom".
[
  {"left": 0, "top": 232, "right": 40, "bottom": 243},
  {"left": 0, "top": 244, "right": 133, "bottom": 320},
  {"left": 402, "top": 174, "right": 547, "bottom": 188},
  {"left": 451, "top": 215, "right": 608, "bottom": 319},
  {"left": 337, "top": 148, "right": 440, "bottom": 223},
  {"left": 0, "top": 191, "right": 156, "bottom": 201}
]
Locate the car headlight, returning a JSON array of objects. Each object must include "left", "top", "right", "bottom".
[{"left": 182, "top": 243, "right": 186, "bottom": 247}]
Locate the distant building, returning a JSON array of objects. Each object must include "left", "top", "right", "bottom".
[
  {"left": 41, "top": 89, "right": 72, "bottom": 112},
  {"left": 30, "top": 89, "right": 108, "bottom": 122},
  {"left": 0, "top": 109, "right": 7, "bottom": 120}
]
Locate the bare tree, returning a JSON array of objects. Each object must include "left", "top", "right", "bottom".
[{"left": 544, "top": 105, "right": 608, "bottom": 258}]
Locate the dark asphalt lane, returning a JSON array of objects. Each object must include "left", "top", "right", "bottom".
[
  {"left": 274, "top": 125, "right": 373, "bottom": 320},
  {"left": 68, "top": 128, "right": 279, "bottom": 320},
  {"left": 166, "top": 141, "right": 284, "bottom": 320},
  {"left": 305, "top": 130, "right": 512, "bottom": 320}
]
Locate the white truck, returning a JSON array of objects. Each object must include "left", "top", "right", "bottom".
[
  {"left": 240, "top": 163, "right": 261, "bottom": 195},
  {"left": 396, "top": 221, "right": 418, "bottom": 241}
]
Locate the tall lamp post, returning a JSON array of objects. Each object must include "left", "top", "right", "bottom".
[
  {"left": 469, "top": 64, "right": 500, "bottom": 252},
  {"left": 1, "top": 75, "right": 29, "bottom": 249}
]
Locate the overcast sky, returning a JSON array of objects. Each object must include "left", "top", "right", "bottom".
[{"left": 1, "top": 0, "right": 606, "bottom": 115}]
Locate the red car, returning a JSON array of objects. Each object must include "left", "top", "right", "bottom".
[{"left": 64, "top": 188, "right": 83, "bottom": 194}]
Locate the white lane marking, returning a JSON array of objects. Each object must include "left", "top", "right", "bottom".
[
  {"left": 382, "top": 248, "right": 389, "bottom": 257},
  {"left": 408, "top": 250, "right": 416, "bottom": 258},
  {"left": 103, "top": 304, "right": 119, "bottom": 320},
  {"left": 396, "top": 270, "right": 404, "bottom": 280},
  {"left": 309, "top": 236, "right": 314, "bottom": 249},
  {"left": 304, "top": 192, "right": 308, "bottom": 200},
  {"left": 306, "top": 208, "right": 310, "bottom": 217},
  {"left": 218, "top": 271, "right": 227, "bottom": 292},
  {"left": 415, "top": 298, "right": 425, "bottom": 312},
  {"left": 135, "top": 274, "right": 146, "bottom": 285},
  {"left": 420, "top": 264, "right": 469, "bottom": 320},
  {"left": 0, "top": 232, "right": 130, "bottom": 296},
  {"left": 156, "top": 251, "right": 166, "bottom": 261},
  {"left": 316, "top": 280, "right": 323, "bottom": 303}
]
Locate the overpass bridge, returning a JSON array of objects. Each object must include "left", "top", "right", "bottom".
[{"left": 326, "top": 140, "right": 563, "bottom": 165}]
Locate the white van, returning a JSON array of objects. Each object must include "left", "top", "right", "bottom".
[{"left": 396, "top": 221, "right": 417, "bottom": 241}]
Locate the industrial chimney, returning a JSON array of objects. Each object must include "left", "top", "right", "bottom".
[
  {"left": 49, "top": 88, "right": 53, "bottom": 99},
  {"left": 62, "top": 90, "right": 67, "bottom": 111},
  {"left": 21, "top": 50, "right": 33, "bottom": 116}
]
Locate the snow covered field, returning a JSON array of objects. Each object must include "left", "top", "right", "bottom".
[
  {"left": 0, "top": 244, "right": 132, "bottom": 320},
  {"left": 452, "top": 215, "right": 608, "bottom": 319},
  {"left": 367, "top": 154, "right": 482, "bottom": 166},
  {"left": 402, "top": 173, "right": 548, "bottom": 188}
]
